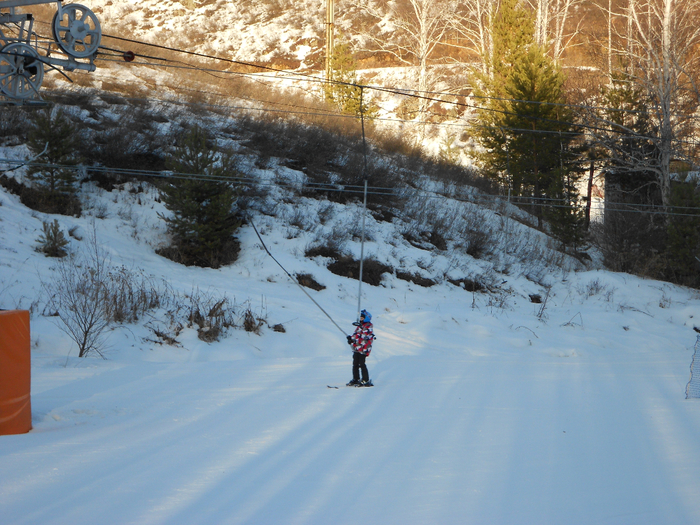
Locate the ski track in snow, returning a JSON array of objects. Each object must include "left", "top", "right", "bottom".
[{"left": 2, "top": 349, "right": 700, "bottom": 525}]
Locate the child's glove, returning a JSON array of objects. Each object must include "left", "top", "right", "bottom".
[{"left": 347, "top": 335, "right": 353, "bottom": 344}]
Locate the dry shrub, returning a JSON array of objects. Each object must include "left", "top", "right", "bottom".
[
  {"left": 243, "top": 308, "right": 265, "bottom": 334},
  {"left": 465, "top": 228, "right": 490, "bottom": 258},
  {"left": 41, "top": 229, "right": 111, "bottom": 358},
  {"left": 448, "top": 278, "right": 485, "bottom": 292},
  {"left": 184, "top": 288, "right": 237, "bottom": 341},
  {"left": 396, "top": 271, "right": 435, "bottom": 287},
  {"left": 106, "top": 266, "right": 167, "bottom": 324},
  {"left": 327, "top": 256, "right": 392, "bottom": 286},
  {"left": 296, "top": 273, "right": 326, "bottom": 291},
  {"left": 305, "top": 242, "right": 343, "bottom": 260},
  {"left": 0, "top": 176, "right": 82, "bottom": 216}
]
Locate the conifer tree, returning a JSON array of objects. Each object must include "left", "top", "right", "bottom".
[
  {"left": 324, "top": 39, "right": 377, "bottom": 118},
  {"left": 159, "top": 126, "right": 241, "bottom": 268},
  {"left": 470, "top": 0, "right": 583, "bottom": 243},
  {"left": 594, "top": 73, "right": 665, "bottom": 273},
  {"left": 470, "top": 0, "right": 537, "bottom": 190},
  {"left": 27, "top": 108, "right": 79, "bottom": 195},
  {"left": 666, "top": 183, "right": 700, "bottom": 287}
]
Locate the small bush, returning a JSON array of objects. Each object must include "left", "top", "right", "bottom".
[
  {"left": 296, "top": 273, "right": 326, "bottom": 291},
  {"left": 465, "top": 228, "right": 490, "bottom": 258},
  {"left": 429, "top": 229, "right": 448, "bottom": 251},
  {"left": 36, "top": 219, "right": 69, "bottom": 257},
  {"left": 448, "top": 278, "right": 485, "bottom": 292},
  {"left": 156, "top": 237, "right": 241, "bottom": 269},
  {"left": 0, "top": 176, "right": 82, "bottom": 216},
  {"left": 41, "top": 230, "right": 111, "bottom": 357},
  {"left": 396, "top": 271, "right": 436, "bottom": 287},
  {"left": 305, "top": 242, "right": 343, "bottom": 260},
  {"left": 369, "top": 204, "right": 396, "bottom": 223},
  {"left": 243, "top": 308, "right": 265, "bottom": 334},
  {"left": 327, "top": 256, "right": 392, "bottom": 286}
]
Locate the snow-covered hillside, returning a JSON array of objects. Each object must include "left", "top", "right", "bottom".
[
  {"left": 80, "top": 0, "right": 363, "bottom": 66},
  {"left": 2, "top": 135, "right": 700, "bottom": 523}
]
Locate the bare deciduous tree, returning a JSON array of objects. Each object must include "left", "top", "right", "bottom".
[
  {"left": 359, "top": 0, "right": 457, "bottom": 137},
  {"left": 42, "top": 227, "right": 112, "bottom": 358},
  {"left": 627, "top": 0, "right": 700, "bottom": 207},
  {"left": 594, "top": 0, "right": 700, "bottom": 209},
  {"left": 451, "top": 0, "right": 497, "bottom": 76},
  {"left": 527, "top": 0, "right": 585, "bottom": 60}
]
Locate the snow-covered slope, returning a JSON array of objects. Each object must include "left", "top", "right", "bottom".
[
  {"left": 1, "top": 148, "right": 700, "bottom": 523},
  {"left": 81, "top": 0, "right": 342, "bottom": 66}
]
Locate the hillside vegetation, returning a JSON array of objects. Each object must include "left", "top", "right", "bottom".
[{"left": 5, "top": 0, "right": 700, "bottom": 289}]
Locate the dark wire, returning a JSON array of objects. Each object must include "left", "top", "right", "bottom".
[
  {"left": 2, "top": 158, "right": 699, "bottom": 217},
  {"left": 247, "top": 212, "right": 348, "bottom": 336}
]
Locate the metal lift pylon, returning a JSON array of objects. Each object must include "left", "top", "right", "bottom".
[{"left": 0, "top": 1, "right": 101, "bottom": 103}]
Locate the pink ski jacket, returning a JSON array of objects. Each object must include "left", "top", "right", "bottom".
[{"left": 350, "top": 321, "right": 375, "bottom": 356}]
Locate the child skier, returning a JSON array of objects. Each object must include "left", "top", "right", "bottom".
[{"left": 346, "top": 309, "right": 375, "bottom": 387}]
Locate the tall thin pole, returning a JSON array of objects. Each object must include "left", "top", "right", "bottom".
[
  {"left": 326, "top": 0, "right": 334, "bottom": 81},
  {"left": 357, "top": 87, "right": 368, "bottom": 321}
]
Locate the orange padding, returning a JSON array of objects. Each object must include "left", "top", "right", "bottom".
[{"left": 0, "top": 310, "right": 32, "bottom": 435}]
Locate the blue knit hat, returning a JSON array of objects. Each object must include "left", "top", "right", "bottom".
[{"left": 360, "top": 309, "right": 371, "bottom": 323}]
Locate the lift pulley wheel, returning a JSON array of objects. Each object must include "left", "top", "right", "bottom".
[
  {"left": 52, "top": 3, "right": 101, "bottom": 58},
  {"left": 0, "top": 42, "right": 44, "bottom": 99}
]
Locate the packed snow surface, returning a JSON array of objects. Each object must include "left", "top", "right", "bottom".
[{"left": 1, "top": 171, "right": 700, "bottom": 525}]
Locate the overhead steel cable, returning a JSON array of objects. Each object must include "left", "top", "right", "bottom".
[
  {"left": 246, "top": 213, "right": 348, "bottom": 337},
  {"left": 3, "top": 157, "right": 700, "bottom": 217},
  {"left": 93, "top": 56, "right": 677, "bottom": 141},
  {"left": 19, "top": 18, "right": 700, "bottom": 141},
  {"left": 98, "top": 32, "right": 700, "bottom": 122},
  {"left": 75, "top": 32, "right": 699, "bottom": 145}
]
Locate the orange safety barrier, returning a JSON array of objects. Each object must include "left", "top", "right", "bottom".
[{"left": 0, "top": 310, "right": 32, "bottom": 435}]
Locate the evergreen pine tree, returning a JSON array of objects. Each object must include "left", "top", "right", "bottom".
[
  {"left": 504, "top": 45, "right": 582, "bottom": 232},
  {"left": 599, "top": 72, "right": 659, "bottom": 196},
  {"left": 666, "top": 183, "right": 700, "bottom": 287},
  {"left": 36, "top": 219, "right": 69, "bottom": 258},
  {"left": 470, "top": 2, "right": 583, "bottom": 243},
  {"left": 159, "top": 126, "right": 241, "bottom": 268},
  {"left": 597, "top": 73, "right": 665, "bottom": 273},
  {"left": 27, "top": 108, "right": 79, "bottom": 195},
  {"left": 471, "top": 0, "right": 537, "bottom": 191},
  {"left": 325, "top": 39, "right": 377, "bottom": 118}
]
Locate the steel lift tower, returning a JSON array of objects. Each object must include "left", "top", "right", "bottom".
[{"left": 0, "top": 1, "right": 101, "bottom": 103}]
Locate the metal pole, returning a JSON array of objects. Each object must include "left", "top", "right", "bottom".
[
  {"left": 325, "top": 0, "right": 334, "bottom": 81},
  {"left": 357, "top": 87, "right": 368, "bottom": 321},
  {"left": 357, "top": 177, "right": 368, "bottom": 320}
]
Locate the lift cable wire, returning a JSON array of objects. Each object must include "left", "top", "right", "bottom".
[
  {"left": 2, "top": 157, "right": 699, "bottom": 217},
  {"left": 92, "top": 55, "right": 699, "bottom": 147},
  {"left": 93, "top": 31, "right": 700, "bottom": 125},
  {"left": 246, "top": 212, "right": 348, "bottom": 337},
  {"left": 17, "top": 22, "right": 693, "bottom": 145},
  {"left": 61, "top": 61, "right": 699, "bottom": 149},
  {"left": 356, "top": 86, "right": 369, "bottom": 322}
]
